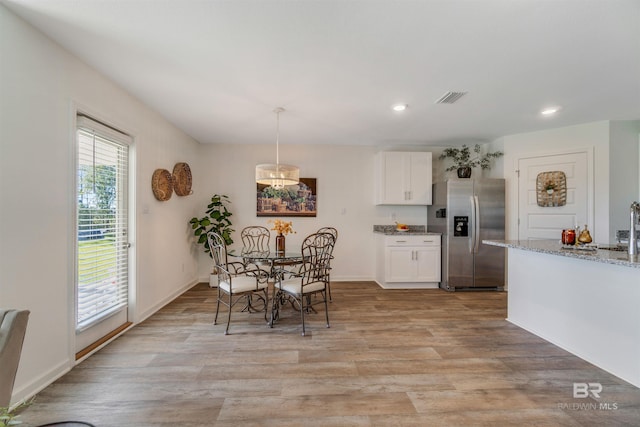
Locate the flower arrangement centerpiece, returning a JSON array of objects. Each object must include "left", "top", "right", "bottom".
[
  {"left": 269, "top": 219, "right": 295, "bottom": 253},
  {"left": 270, "top": 219, "right": 295, "bottom": 236}
]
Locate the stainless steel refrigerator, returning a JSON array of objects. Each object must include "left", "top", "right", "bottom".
[{"left": 427, "top": 179, "right": 505, "bottom": 291}]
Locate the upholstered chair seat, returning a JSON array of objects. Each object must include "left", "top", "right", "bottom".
[
  {"left": 0, "top": 309, "right": 30, "bottom": 408},
  {"left": 219, "top": 276, "right": 269, "bottom": 294},
  {"left": 277, "top": 278, "right": 325, "bottom": 295}
]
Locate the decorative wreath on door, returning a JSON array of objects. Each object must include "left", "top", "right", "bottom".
[{"left": 536, "top": 171, "right": 566, "bottom": 207}]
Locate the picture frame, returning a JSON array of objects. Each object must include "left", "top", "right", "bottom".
[{"left": 257, "top": 178, "right": 317, "bottom": 217}]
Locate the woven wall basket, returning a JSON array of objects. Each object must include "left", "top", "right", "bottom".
[
  {"left": 172, "top": 162, "right": 192, "bottom": 196},
  {"left": 152, "top": 168, "right": 173, "bottom": 201},
  {"left": 536, "top": 171, "right": 567, "bottom": 207}
]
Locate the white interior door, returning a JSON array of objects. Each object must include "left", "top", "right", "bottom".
[{"left": 517, "top": 150, "right": 592, "bottom": 240}]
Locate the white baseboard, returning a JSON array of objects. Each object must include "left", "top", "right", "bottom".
[
  {"left": 12, "top": 359, "right": 70, "bottom": 407},
  {"left": 375, "top": 281, "right": 440, "bottom": 289},
  {"left": 137, "top": 278, "right": 199, "bottom": 323}
]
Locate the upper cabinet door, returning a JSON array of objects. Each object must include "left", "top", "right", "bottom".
[
  {"left": 408, "top": 152, "right": 432, "bottom": 204},
  {"left": 377, "top": 152, "right": 406, "bottom": 204},
  {"left": 375, "top": 152, "right": 432, "bottom": 205}
]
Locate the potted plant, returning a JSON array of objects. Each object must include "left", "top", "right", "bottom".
[
  {"left": 440, "top": 144, "right": 503, "bottom": 178},
  {"left": 1, "top": 398, "right": 34, "bottom": 426},
  {"left": 189, "top": 194, "right": 234, "bottom": 287},
  {"left": 0, "top": 406, "right": 20, "bottom": 427}
]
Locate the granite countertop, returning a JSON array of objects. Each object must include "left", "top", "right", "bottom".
[
  {"left": 484, "top": 239, "right": 640, "bottom": 269},
  {"left": 373, "top": 225, "right": 441, "bottom": 236}
]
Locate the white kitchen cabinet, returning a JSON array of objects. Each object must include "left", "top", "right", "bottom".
[
  {"left": 375, "top": 234, "right": 441, "bottom": 289},
  {"left": 375, "top": 152, "right": 432, "bottom": 205}
]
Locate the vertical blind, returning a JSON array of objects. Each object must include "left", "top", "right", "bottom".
[{"left": 76, "top": 115, "right": 130, "bottom": 331}]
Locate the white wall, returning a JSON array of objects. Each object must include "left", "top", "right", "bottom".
[
  {"left": 609, "top": 120, "right": 640, "bottom": 237},
  {"left": 496, "top": 121, "right": 612, "bottom": 242},
  {"left": 192, "top": 143, "right": 434, "bottom": 282},
  {"left": 0, "top": 6, "right": 202, "bottom": 403}
]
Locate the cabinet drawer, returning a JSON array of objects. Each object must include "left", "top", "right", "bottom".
[{"left": 384, "top": 235, "right": 440, "bottom": 247}]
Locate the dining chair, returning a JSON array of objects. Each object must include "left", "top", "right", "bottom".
[
  {"left": 240, "top": 226, "right": 270, "bottom": 253},
  {"left": 317, "top": 227, "right": 338, "bottom": 241},
  {"left": 274, "top": 232, "right": 334, "bottom": 336},
  {"left": 207, "top": 232, "right": 269, "bottom": 335},
  {"left": 317, "top": 227, "right": 338, "bottom": 301},
  {"left": 0, "top": 309, "right": 30, "bottom": 408}
]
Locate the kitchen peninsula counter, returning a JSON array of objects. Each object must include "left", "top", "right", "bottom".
[
  {"left": 484, "top": 239, "right": 640, "bottom": 388},
  {"left": 484, "top": 239, "right": 640, "bottom": 268}
]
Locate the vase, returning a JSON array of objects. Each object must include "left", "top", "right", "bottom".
[
  {"left": 276, "top": 233, "right": 285, "bottom": 254},
  {"left": 457, "top": 166, "right": 472, "bottom": 178}
]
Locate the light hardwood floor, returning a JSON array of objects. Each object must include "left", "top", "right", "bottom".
[{"left": 18, "top": 282, "right": 640, "bottom": 426}]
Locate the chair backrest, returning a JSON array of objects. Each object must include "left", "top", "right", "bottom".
[
  {"left": 207, "top": 232, "right": 232, "bottom": 281},
  {"left": 0, "top": 309, "right": 30, "bottom": 407},
  {"left": 241, "top": 226, "right": 271, "bottom": 253},
  {"left": 317, "top": 227, "right": 337, "bottom": 262},
  {"left": 299, "top": 232, "right": 335, "bottom": 285},
  {"left": 317, "top": 227, "right": 338, "bottom": 241}
]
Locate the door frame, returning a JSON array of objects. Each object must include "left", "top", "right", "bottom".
[
  {"left": 510, "top": 147, "right": 594, "bottom": 241},
  {"left": 69, "top": 103, "right": 136, "bottom": 362}
]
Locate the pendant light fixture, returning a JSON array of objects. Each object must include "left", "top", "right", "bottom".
[{"left": 255, "top": 107, "right": 299, "bottom": 189}]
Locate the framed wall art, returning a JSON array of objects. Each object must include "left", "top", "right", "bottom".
[{"left": 257, "top": 178, "right": 317, "bottom": 217}]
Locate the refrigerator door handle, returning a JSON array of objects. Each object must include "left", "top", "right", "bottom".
[
  {"left": 473, "top": 195, "right": 481, "bottom": 253},
  {"left": 468, "top": 196, "right": 475, "bottom": 254}
]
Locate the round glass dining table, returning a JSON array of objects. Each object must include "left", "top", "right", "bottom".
[
  {"left": 228, "top": 249, "right": 305, "bottom": 326},
  {"left": 228, "top": 249, "right": 304, "bottom": 279}
]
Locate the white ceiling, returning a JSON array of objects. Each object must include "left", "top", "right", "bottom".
[{"left": 3, "top": 0, "right": 640, "bottom": 146}]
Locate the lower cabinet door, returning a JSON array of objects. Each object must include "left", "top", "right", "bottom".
[
  {"left": 386, "top": 247, "right": 416, "bottom": 282},
  {"left": 384, "top": 242, "right": 442, "bottom": 283},
  {"left": 415, "top": 247, "right": 441, "bottom": 282}
]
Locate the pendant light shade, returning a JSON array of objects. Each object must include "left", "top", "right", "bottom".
[
  {"left": 255, "top": 108, "right": 299, "bottom": 189},
  {"left": 255, "top": 163, "right": 300, "bottom": 188}
]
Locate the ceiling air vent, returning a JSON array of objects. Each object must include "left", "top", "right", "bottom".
[{"left": 435, "top": 91, "right": 467, "bottom": 104}]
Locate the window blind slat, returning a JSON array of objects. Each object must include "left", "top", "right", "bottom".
[{"left": 76, "top": 117, "right": 129, "bottom": 330}]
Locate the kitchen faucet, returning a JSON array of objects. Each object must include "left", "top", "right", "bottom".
[{"left": 630, "top": 201, "right": 640, "bottom": 256}]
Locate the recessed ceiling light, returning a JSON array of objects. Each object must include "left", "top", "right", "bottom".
[
  {"left": 541, "top": 107, "right": 560, "bottom": 116},
  {"left": 392, "top": 104, "right": 408, "bottom": 112}
]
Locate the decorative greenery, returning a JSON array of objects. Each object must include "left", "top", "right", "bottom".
[
  {"left": 1, "top": 397, "right": 35, "bottom": 426},
  {"left": 544, "top": 181, "right": 556, "bottom": 191},
  {"left": 189, "top": 194, "right": 234, "bottom": 256},
  {"left": 440, "top": 144, "right": 503, "bottom": 172}
]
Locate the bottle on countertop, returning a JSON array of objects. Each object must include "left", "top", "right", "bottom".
[{"left": 578, "top": 224, "right": 592, "bottom": 244}]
